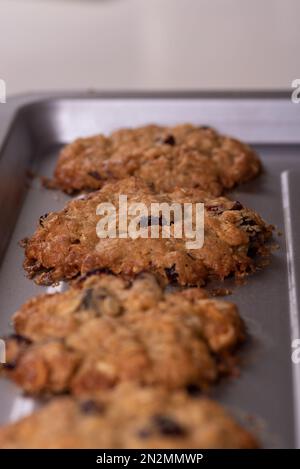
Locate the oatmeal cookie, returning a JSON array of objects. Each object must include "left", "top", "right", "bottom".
[
  {"left": 2, "top": 273, "right": 244, "bottom": 395},
  {"left": 53, "top": 124, "right": 261, "bottom": 195},
  {"left": 23, "top": 178, "right": 273, "bottom": 286},
  {"left": 0, "top": 383, "right": 257, "bottom": 448}
]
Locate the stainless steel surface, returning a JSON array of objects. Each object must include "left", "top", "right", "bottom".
[{"left": 0, "top": 93, "right": 299, "bottom": 448}]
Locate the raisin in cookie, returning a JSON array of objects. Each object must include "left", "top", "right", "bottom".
[
  {"left": 53, "top": 124, "right": 261, "bottom": 195},
  {"left": 0, "top": 383, "right": 257, "bottom": 449},
  {"left": 2, "top": 273, "right": 244, "bottom": 395},
  {"left": 23, "top": 177, "right": 272, "bottom": 286}
]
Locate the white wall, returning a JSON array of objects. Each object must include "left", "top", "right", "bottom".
[{"left": 0, "top": 0, "right": 298, "bottom": 95}]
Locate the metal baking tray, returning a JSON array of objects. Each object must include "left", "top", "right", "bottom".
[{"left": 0, "top": 92, "right": 300, "bottom": 448}]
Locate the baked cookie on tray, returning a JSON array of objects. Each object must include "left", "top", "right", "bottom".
[
  {"left": 23, "top": 177, "right": 273, "bottom": 286},
  {"left": 2, "top": 273, "right": 244, "bottom": 395},
  {"left": 0, "top": 383, "right": 258, "bottom": 449},
  {"left": 53, "top": 124, "right": 261, "bottom": 195}
]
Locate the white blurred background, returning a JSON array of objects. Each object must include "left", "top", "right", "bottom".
[{"left": 0, "top": 0, "right": 298, "bottom": 95}]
